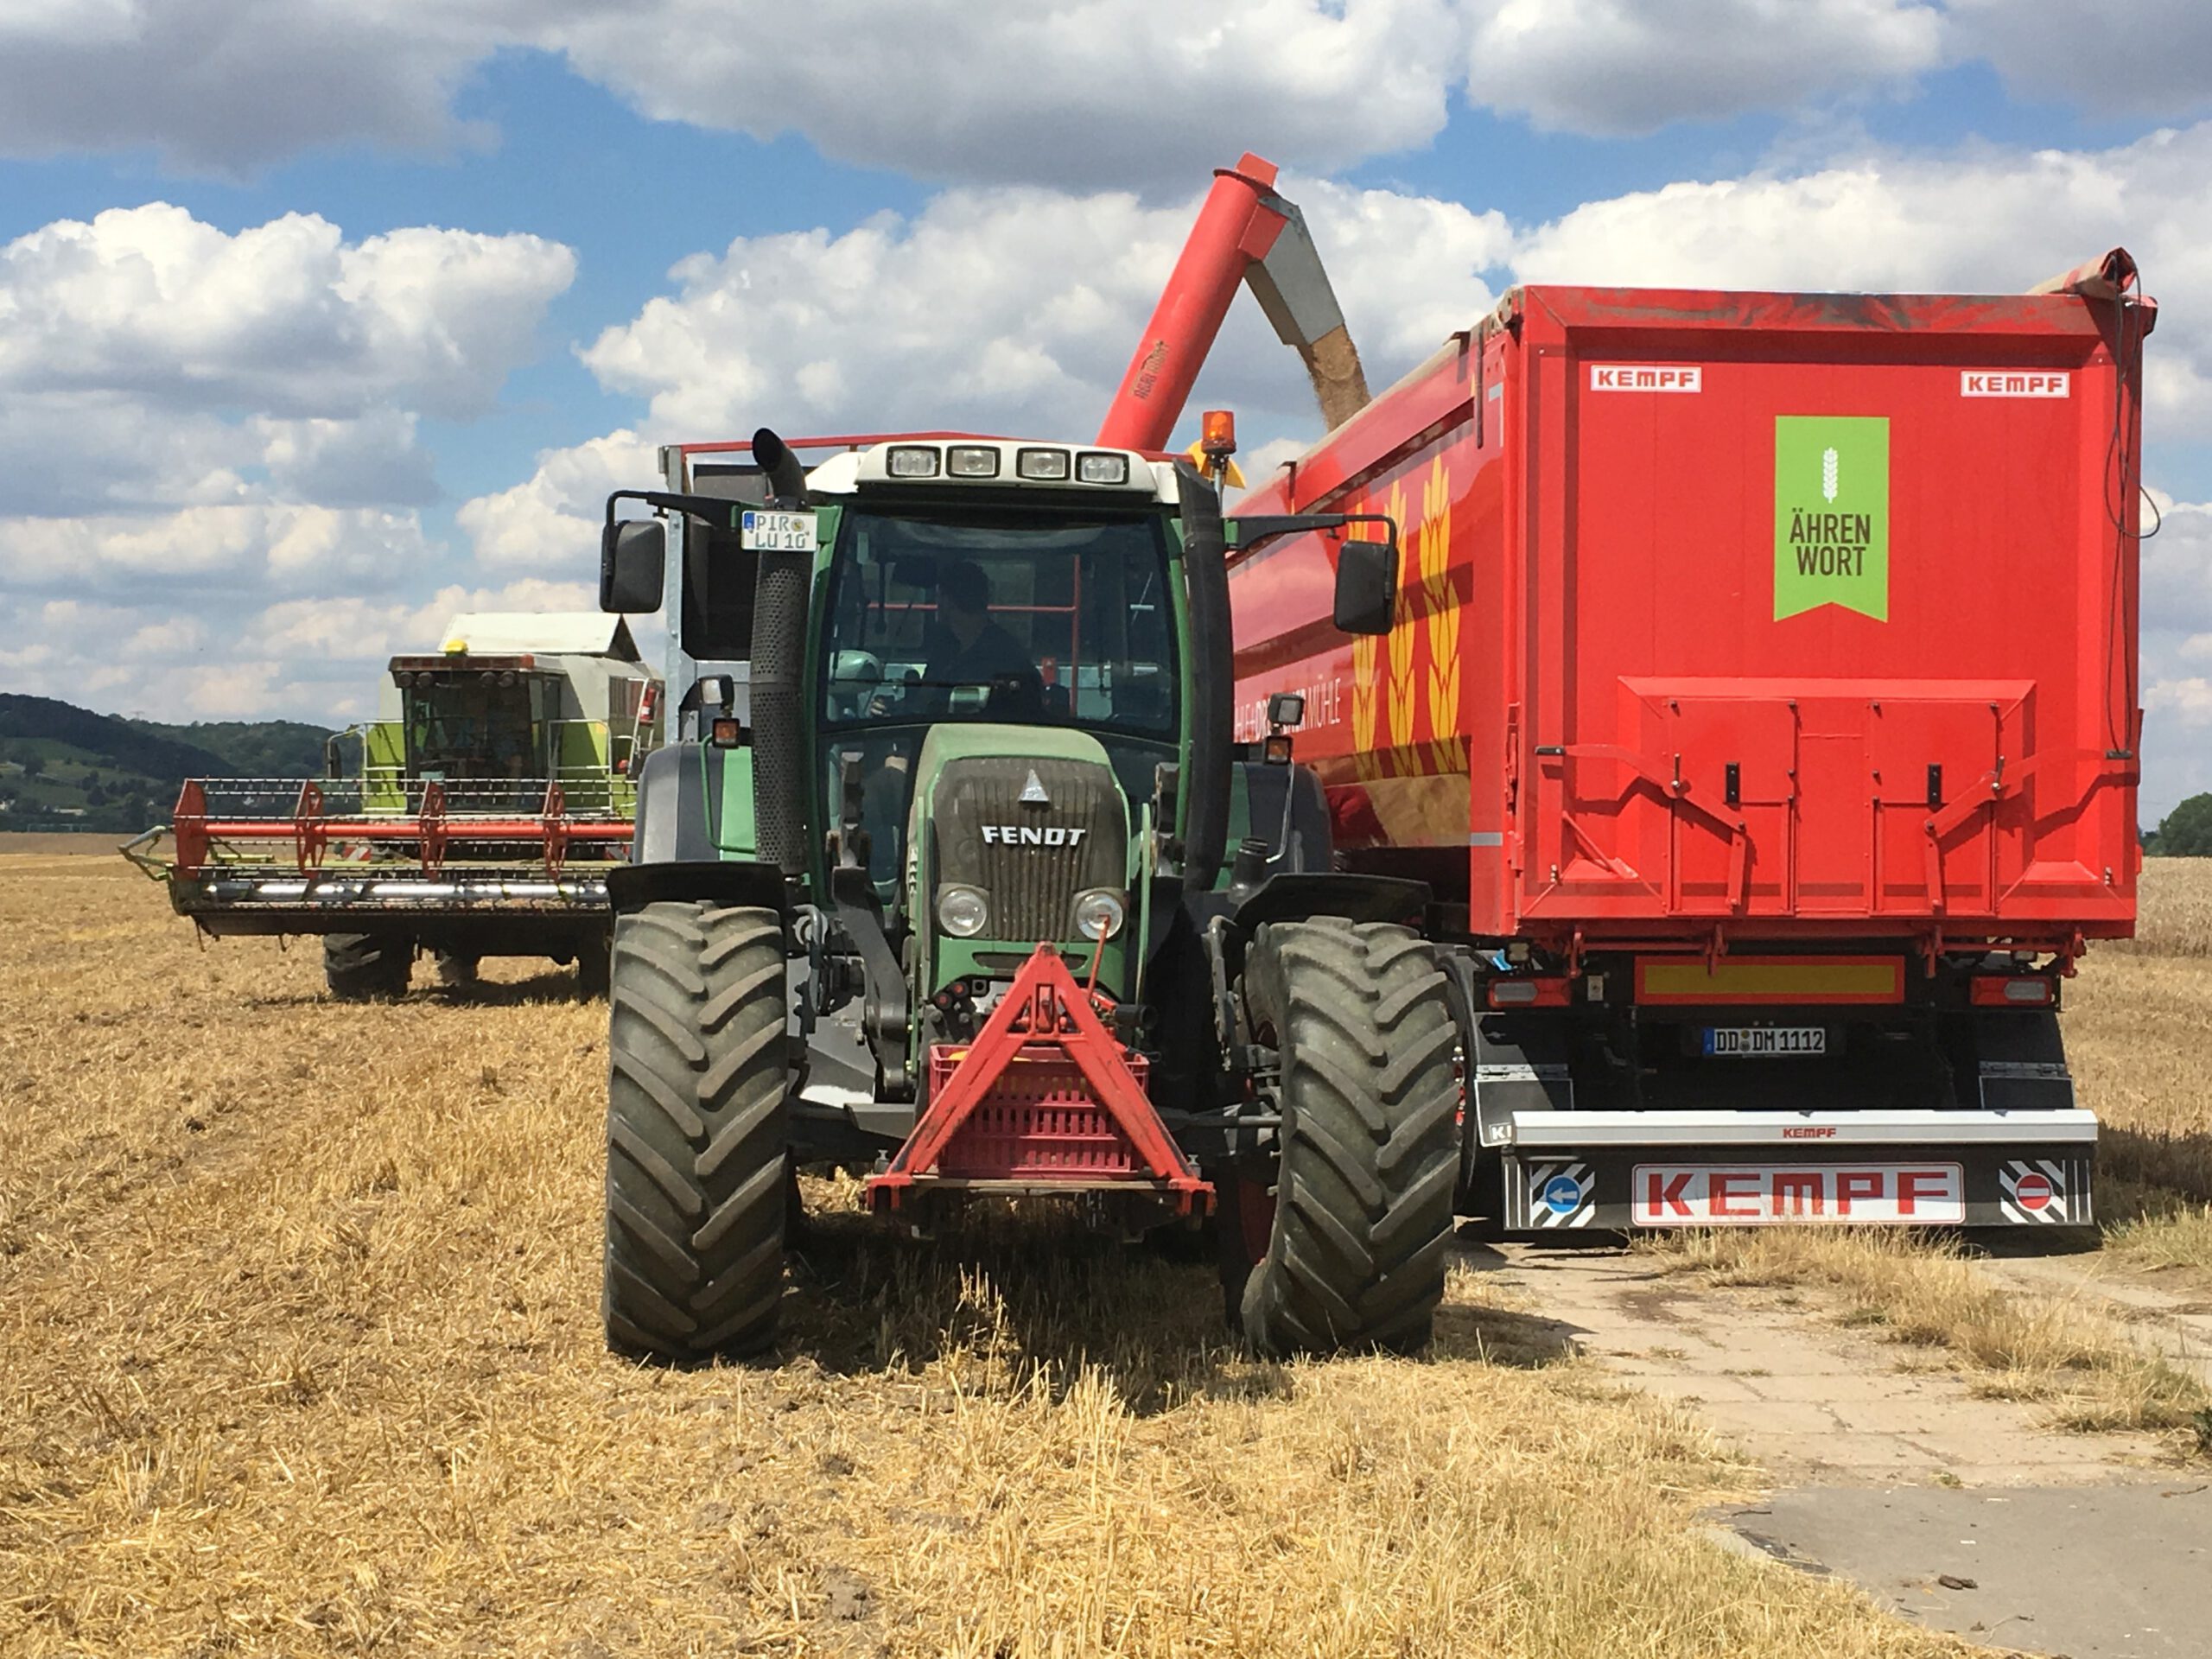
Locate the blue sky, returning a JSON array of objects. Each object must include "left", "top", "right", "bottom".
[{"left": 2, "top": 0, "right": 2209, "bottom": 818}]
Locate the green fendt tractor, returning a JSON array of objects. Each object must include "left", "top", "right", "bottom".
[{"left": 597, "top": 429, "right": 1459, "bottom": 1359}]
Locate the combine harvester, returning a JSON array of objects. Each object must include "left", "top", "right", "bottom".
[
  {"left": 587, "top": 154, "right": 2147, "bottom": 1361},
  {"left": 130, "top": 612, "right": 662, "bottom": 1000}
]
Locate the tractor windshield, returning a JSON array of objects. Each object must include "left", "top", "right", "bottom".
[{"left": 820, "top": 509, "right": 1178, "bottom": 740}]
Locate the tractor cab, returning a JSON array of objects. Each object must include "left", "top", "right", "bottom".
[{"left": 807, "top": 441, "right": 1188, "bottom": 1016}]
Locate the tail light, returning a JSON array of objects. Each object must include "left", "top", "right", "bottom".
[
  {"left": 1488, "top": 976, "right": 1571, "bottom": 1009},
  {"left": 1969, "top": 976, "right": 2055, "bottom": 1007}
]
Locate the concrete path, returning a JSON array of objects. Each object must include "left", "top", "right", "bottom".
[
  {"left": 1471, "top": 1238, "right": 2210, "bottom": 1656},
  {"left": 1476, "top": 1238, "right": 2167, "bottom": 1484},
  {"left": 1728, "top": 1484, "right": 2212, "bottom": 1656}
]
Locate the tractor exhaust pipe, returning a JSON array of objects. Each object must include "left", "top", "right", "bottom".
[
  {"left": 1175, "top": 463, "right": 1233, "bottom": 892},
  {"left": 748, "top": 427, "right": 812, "bottom": 877},
  {"left": 752, "top": 426, "right": 811, "bottom": 505}
]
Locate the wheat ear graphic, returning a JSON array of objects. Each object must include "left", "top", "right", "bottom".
[{"left": 1821, "top": 447, "right": 1839, "bottom": 502}]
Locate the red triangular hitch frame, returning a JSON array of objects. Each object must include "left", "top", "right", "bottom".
[{"left": 867, "top": 944, "right": 1212, "bottom": 1214}]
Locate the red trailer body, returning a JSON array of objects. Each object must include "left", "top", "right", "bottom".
[
  {"left": 1225, "top": 273, "right": 2151, "bottom": 1232},
  {"left": 1230, "top": 282, "right": 2145, "bottom": 949}
]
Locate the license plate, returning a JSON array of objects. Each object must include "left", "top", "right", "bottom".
[
  {"left": 1703, "top": 1025, "right": 1826, "bottom": 1057},
  {"left": 739, "top": 509, "right": 817, "bottom": 552},
  {"left": 1632, "top": 1162, "right": 1963, "bottom": 1225}
]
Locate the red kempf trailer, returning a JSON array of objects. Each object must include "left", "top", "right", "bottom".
[{"left": 1220, "top": 259, "right": 2150, "bottom": 1232}]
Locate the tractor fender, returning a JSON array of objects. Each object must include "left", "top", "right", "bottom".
[
  {"left": 629, "top": 741, "right": 743, "bottom": 866},
  {"left": 1224, "top": 871, "right": 1429, "bottom": 933},
  {"left": 607, "top": 860, "right": 787, "bottom": 917}
]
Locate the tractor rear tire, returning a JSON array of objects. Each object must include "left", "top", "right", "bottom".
[
  {"left": 1235, "top": 919, "right": 1459, "bottom": 1357},
  {"left": 603, "top": 901, "right": 791, "bottom": 1361},
  {"left": 324, "top": 932, "right": 411, "bottom": 1001}
]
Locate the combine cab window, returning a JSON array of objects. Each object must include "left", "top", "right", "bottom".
[
  {"left": 821, "top": 510, "right": 1178, "bottom": 739},
  {"left": 404, "top": 676, "right": 542, "bottom": 781}
]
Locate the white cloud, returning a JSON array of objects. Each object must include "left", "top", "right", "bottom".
[
  {"left": 255, "top": 578, "right": 599, "bottom": 665},
  {"left": 0, "top": 204, "right": 571, "bottom": 526},
  {"left": 7, "top": 0, "right": 2209, "bottom": 188},
  {"left": 1949, "top": 0, "right": 2212, "bottom": 122},
  {"left": 0, "top": 204, "right": 575, "bottom": 419},
  {"left": 0, "top": 201, "right": 575, "bottom": 656},
  {"left": 458, "top": 175, "right": 1506, "bottom": 563},
  {"left": 0, "top": 0, "right": 1460, "bottom": 186},
  {"left": 572, "top": 178, "right": 1503, "bottom": 445},
  {"left": 456, "top": 429, "right": 658, "bottom": 572},
  {"left": 543, "top": 0, "right": 1462, "bottom": 190},
  {"left": 0, "top": 0, "right": 520, "bottom": 174},
  {"left": 1462, "top": 0, "right": 1943, "bottom": 136},
  {"left": 0, "top": 503, "right": 438, "bottom": 597}
]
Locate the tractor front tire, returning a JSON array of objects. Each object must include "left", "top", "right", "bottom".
[
  {"left": 603, "top": 901, "right": 791, "bottom": 1360},
  {"left": 324, "top": 932, "right": 411, "bottom": 1001},
  {"left": 1236, "top": 919, "right": 1459, "bottom": 1357}
]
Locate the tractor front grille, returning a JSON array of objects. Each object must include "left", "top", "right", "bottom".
[{"left": 930, "top": 756, "right": 1125, "bottom": 944}]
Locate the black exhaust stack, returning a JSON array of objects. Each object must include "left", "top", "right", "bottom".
[
  {"left": 1175, "top": 463, "right": 1232, "bottom": 893},
  {"left": 748, "top": 428, "right": 813, "bottom": 878}
]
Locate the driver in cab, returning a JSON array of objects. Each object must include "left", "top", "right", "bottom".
[{"left": 922, "top": 560, "right": 1041, "bottom": 712}]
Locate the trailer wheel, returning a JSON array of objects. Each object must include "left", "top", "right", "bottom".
[
  {"left": 603, "top": 901, "right": 791, "bottom": 1360},
  {"left": 323, "top": 932, "right": 411, "bottom": 1001},
  {"left": 1235, "top": 919, "right": 1459, "bottom": 1356}
]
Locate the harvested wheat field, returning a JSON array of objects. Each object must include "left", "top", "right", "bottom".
[
  {"left": 0, "top": 855, "right": 1996, "bottom": 1657},
  {"left": 2069, "top": 859, "right": 2212, "bottom": 1271}
]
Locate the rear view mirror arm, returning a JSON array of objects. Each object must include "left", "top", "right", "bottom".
[
  {"left": 1228, "top": 512, "right": 1398, "bottom": 556},
  {"left": 603, "top": 488, "right": 747, "bottom": 530}
]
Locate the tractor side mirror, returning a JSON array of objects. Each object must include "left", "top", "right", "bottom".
[
  {"left": 1333, "top": 539, "right": 1397, "bottom": 635},
  {"left": 600, "top": 518, "right": 666, "bottom": 613}
]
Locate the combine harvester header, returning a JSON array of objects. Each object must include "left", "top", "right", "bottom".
[{"left": 129, "top": 611, "right": 662, "bottom": 998}]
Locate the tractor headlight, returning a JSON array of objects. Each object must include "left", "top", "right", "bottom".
[
  {"left": 1071, "top": 888, "right": 1126, "bottom": 941},
  {"left": 936, "top": 884, "right": 990, "bottom": 938}
]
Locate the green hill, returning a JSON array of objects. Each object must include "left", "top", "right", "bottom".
[
  {"left": 0, "top": 694, "right": 336, "bottom": 835},
  {"left": 125, "top": 718, "right": 334, "bottom": 779}
]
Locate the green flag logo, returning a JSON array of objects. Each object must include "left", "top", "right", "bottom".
[{"left": 1774, "top": 416, "right": 1889, "bottom": 621}]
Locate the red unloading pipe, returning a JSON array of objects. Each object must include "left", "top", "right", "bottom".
[{"left": 1096, "top": 153, "right": 1290, "bottom": 453}]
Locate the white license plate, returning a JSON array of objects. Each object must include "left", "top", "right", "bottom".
[
  {"left": 1703, "top": 1025, "right": 1826, "bottom": 1057},
  {"left": 1632, "top": 1162, "right": 1963, "bottom": 1225},
  {"left": 739, "top": 509, "right": 817, "bottom": 552}
]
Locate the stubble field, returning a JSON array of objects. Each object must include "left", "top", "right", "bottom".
[{"left": 3, "top": 845, "right": 2208, "bottom": 1656}]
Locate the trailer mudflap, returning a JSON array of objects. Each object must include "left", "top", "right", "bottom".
[
  {"left": 1501, "top": 1109, "right": 2095, "bottom": 1230},
  {"left": 867, "top": 944, "right": 1213, "bottom": 1216}
]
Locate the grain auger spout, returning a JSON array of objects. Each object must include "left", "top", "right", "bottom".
[{"left": 1096, "top": 152, "right": 1369, "bottom": 454}]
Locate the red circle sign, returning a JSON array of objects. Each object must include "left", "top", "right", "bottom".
[{"left": 2014, "top": 1173, "right": 2053, "bottom": 1211}]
